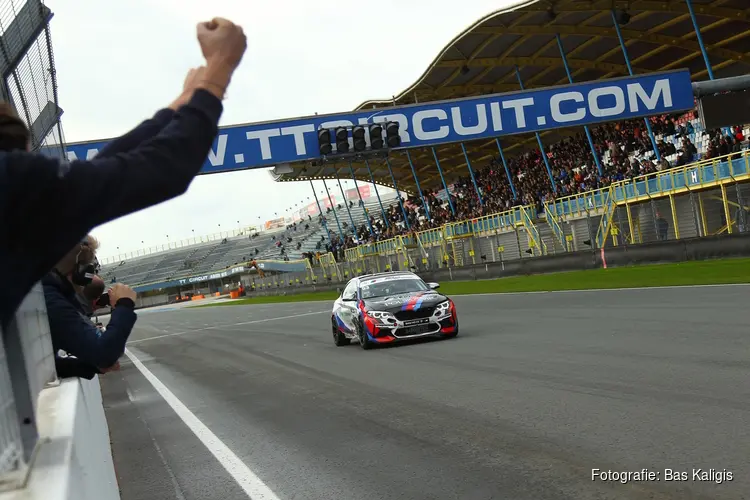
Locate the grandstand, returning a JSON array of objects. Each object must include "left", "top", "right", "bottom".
[{"left": 98, "top": 192, "right": 398, "bottom": 287}]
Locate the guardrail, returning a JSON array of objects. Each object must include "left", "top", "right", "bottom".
[
  {"left": 0, "top": 284, "right": 59, "bottom": 495},
  {"left": 610, "top": 151, "right": 750, "bottom": 203}
]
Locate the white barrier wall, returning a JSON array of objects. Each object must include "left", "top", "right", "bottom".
[{"left": 0, "top": 377, "right": 120, "bottom": 500}]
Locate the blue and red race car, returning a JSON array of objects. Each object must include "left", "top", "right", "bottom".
[{"left": 331, "top": 271, "right": 459, "bottom": 350}]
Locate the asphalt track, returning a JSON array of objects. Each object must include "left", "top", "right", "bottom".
[{"left": 101, "top": 286, "right": 749, "bottom": 500}]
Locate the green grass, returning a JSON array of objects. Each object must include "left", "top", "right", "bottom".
[{"left": 195, "top": 258, "right": 750, "bottom": 308}]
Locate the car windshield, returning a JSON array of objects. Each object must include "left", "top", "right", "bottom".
[{"left": 359, "top": 278, "right": 428, "bottom": 299}]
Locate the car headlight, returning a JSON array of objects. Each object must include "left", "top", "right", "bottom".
[
  {"left": 367, "top": 310, "right": 396, "bottom": 323},
  {"left": 433, "top": 300, "right": 451, "bottom": 317}
]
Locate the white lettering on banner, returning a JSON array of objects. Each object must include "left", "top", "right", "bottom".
[
  {"left": 66, "top": 148, "right": 99, "bottom": 161},
  {"left": 246, "top": 129, "right": 280, "bottom": 160},
  {"left": 451, "top": 104, "right": 488, "bottom": 136},
  {"left": 373, "top": 114, "right": 410, "bottom": 143},
  {"left": 207, "top": 134, "right": 228, "bottom": 166},
  {"left": 320, "top": 119, "right": 354, "bottom": 153},
  {"left": 628, "top": 79, "right": 672, "bottom": 113},
  {"left": 173, "top": 267, "right": 245, "bottom": 287},
  {"left": 588, "top": 86, "right": 626, "bottom": 118},
  {"left": 413, "top": 109, "right": 449, "bottom": 140},
  {"left": 64, "top": 72, "right": 692, "bottom": 169},
  {"left": 690, "top": 170, "right": 698, "bottom": 183},
  {"left": 281, "top": 124, "right": 315, "bottom": 155},
  {"left": 489, "top": 102, "right": 503, "bottom": 132},
  {"left": 550, "top": 91, "right": 586, "bottom": 123},
  {"left": 502, "top": 98, "right": 534, "bottom": 128}
]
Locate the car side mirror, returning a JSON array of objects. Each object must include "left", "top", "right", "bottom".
[
  {"left": 342, "top": 295, "right": 356, "bottom": 302},
  {"left": 428, "top": 282, "right": 440, "bottom": 290}
]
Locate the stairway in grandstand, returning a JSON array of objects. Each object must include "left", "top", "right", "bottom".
[{"left": 537, "top": 220, "right": 566, "bottom": 255}]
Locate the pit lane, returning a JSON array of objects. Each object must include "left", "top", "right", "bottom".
[{"left": 102, "top": 285, "right": 749, "bottom": 500}]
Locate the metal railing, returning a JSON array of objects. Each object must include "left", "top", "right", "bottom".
[{"left": 610, "top": 150, "right": 750, "bottom": 203}]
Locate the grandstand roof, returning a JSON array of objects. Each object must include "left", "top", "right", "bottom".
[{"left": 277, "top": 0, "right": 750, "bottom": 192}]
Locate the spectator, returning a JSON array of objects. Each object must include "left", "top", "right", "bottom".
[
  {"left": 78, "top": 274, "right": 107, "bottom": 318},
  {"left": 0, "top": 17, "right": 247, "bottom": 330},
  {"left": 44, "top": 236, "right": 137, "bottom": 371}
]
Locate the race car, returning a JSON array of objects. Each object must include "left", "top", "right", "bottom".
[{"left": 331, "top": 271, "right": 458, "bottom": 349}]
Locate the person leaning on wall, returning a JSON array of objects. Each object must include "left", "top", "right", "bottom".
[
  {"left": 0, "top": 17, "right": 248, "bottom": 332},
  {"left": 43, "top": 235, "right": 137, "bottom": 378}
]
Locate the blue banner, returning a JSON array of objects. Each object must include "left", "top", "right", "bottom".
[{"left": 64, "top": 70, "right": 693, "bottom": 175}]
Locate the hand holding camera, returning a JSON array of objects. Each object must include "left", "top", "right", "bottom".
[{"left": 108, "top": 283, "right": 136, "bottom": 305}]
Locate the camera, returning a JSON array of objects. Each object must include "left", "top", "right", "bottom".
[{"left": 95, "top": 292, "right": 111, "bottom": 307}]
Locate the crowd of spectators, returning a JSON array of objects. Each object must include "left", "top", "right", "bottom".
[{"left": 341, "top": 112, "right": 748, "bottom": 249}]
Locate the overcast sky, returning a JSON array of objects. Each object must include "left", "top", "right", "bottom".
[{"left": 47, "top": 0, "right": 517, "bottom": 259}]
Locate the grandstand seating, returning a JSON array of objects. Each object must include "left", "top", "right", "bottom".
[
  {"left": 300, "top": 193, "right": 400, "bottom": 251},
  {"left": 99, "top": 220, "right": 326, "bottom": 286}
]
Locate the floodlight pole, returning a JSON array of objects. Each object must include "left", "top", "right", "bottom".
[
  {"left": 556, "top": 34, "right": 603, "bottom": 177},
  {"left": 364, "top": 159, "right": 389, "bottom": 229},
  {"left": 460, "top": 143, "right": 484, "bottom": 206},
  {"left": 685, "top": 0, "right": 714, "bottom": 81},
  {"left": 406, "top": 150, "right": 432, "bottom": 221},
  {"left": 322, "top": 179, "right": 345, "bottom": 240},
  {"left": 431, "top": 147, "right": 456, "bottom": 216},
  {"left": 385, "top": 158, "right": 411, "bottom": 230},
  {"left": 611, "top": 9, "right": 662, "bottom": 162},
  {"left": 514, "top": 65, "right": 556, "bottom": 193},
  {"left": 495, "top": 138, "right": 517, "bottom": 199},
  {"left": 310, "top": 179, "right": 333, "bottom": 244},
  {"left": 348, "top": 161, "right": 375, "bottom": 236},
  {"left": 335, "top": 170, "right": 357, "bottom": 236}
]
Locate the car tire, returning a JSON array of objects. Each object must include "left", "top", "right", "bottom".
[
  {"left": 357, "top": 322, "right": 374, "bottom": 350},
  {"left": 332, "top": 318, "right": 350, "bottom": 346},
  {"left": 443, "top": 319, "right": 459, "bottom": 339}
]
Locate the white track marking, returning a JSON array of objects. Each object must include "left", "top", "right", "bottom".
[
  {"left": 452, "top": 283, "right": 750, "bottom": 298},
  {"left": 127, "top": 310, "right": 329, "bottom": 345},
  {"left": 125, "top": 348, "right": 281, "bottom": 500}
]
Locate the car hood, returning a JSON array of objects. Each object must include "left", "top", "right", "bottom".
[{"left": 361, "top": 291, "right": 447, "bottom": 313}]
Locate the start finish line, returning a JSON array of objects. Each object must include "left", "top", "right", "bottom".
[{"left": 65, "top": 70, "right": 694, "bottom": 174}]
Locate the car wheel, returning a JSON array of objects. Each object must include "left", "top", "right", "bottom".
[
  {"left": 332, "top": 318, "right": 350, "bottom": 346},
  {"left": 444, "top": 319, "right": 459, "bottom": 339},
  {"left": 357, "top": 321, "right": 373, "bottom": 350}
]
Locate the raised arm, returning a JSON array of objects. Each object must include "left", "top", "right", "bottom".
[
  {"left": 95, "top": 68, "right": 211, "bottom": 159},
  {"left": 0, "top": 18, "right": 247, "bottom": 326}
]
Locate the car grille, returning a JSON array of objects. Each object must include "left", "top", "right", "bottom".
[{"left": 395, "top": 307, "right": 435, "bottom": 321}]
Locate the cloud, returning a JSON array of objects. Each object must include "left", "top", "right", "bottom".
[{"left": 46, "top": 0, "right": 517, "bottom": 258}]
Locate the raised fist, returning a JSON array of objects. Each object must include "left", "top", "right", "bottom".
[{"left": 197, "top": 17, "right": 247, "bottom": 70}]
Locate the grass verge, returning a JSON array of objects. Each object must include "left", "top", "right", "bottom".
[{"left": 195, "top": 258, "right": 750, "bottom": 308}]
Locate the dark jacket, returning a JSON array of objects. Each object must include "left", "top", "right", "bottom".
[
  {"left": 43, "top": 271, "right": 136, "bottom": 369},
  {"left": 0, "top": 89, "right": 222, "bottom": 329}
]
